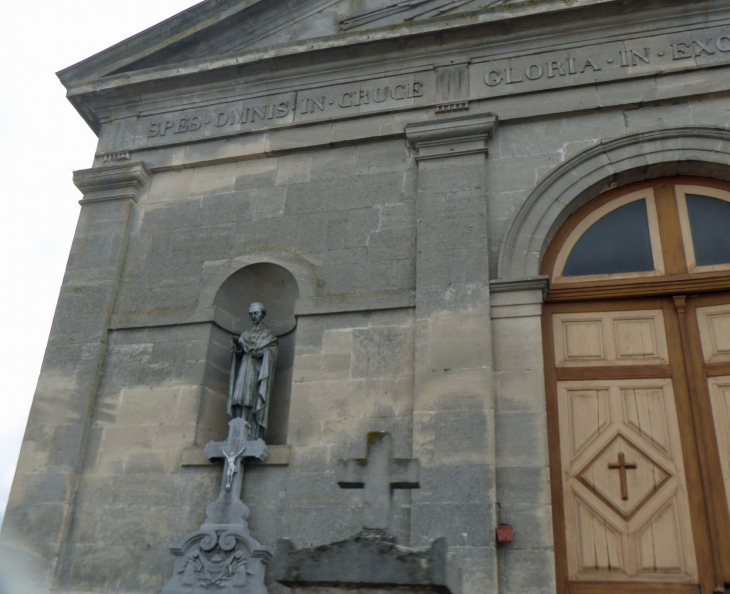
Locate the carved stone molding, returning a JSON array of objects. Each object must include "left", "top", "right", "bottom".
[
  {"left": 490, "top": 276, "right": 549, "bottom": 319},
  {"left": 73, "top": 161, "right": 151, "bottom": 204},
  {"left": 435, "top": 101, "right": 469, "bottom": 114},
  {"left": 405, "top": 113, "right": 497, "bottom": 160},
  {"left": 489, "top": 276, "right": 549, "bottom": 297},
  {"left": 499, "top": 126, "right": 730, "bottom": 279},
  {"left": 164, "top": 525, "right": 272, "bottom": 594},
  {"left": 101, "top": 151, "right": 131, "bottom": 164}
]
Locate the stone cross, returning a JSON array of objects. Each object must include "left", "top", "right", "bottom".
[
  {"left": 203, "top": 417, "right": 268, "bottom": 525},
  {"left": 336, "top": 432, "right": 420, "bottom": 531},
  {"left": 162, "top": 417, "right": 273, "bottom": 594},
  {"left": 608, "top": 452, "right": 638, "bottom": 501}
]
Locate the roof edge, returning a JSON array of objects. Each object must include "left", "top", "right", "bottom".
[
  {"left": 62, "top": 0, "right": 624, "bottom": 98},
  {"left": 56, "top": 0, "right": 264, "bottom": 88}
]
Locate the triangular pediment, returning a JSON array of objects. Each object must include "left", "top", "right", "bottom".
[{"left": 58, "top": 0, "right": 616, "bottom": 89}]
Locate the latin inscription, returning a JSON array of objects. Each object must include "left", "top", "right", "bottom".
[
  {"left": 484, "top": 57, "right": 602, "bottom": 87},
  {"left": 477, "top": 31, "right": 730, "bottom": 93},
  {"left": 300, "top": 82, "right": 423, "bottom": 113},
  {"left": 146, "top": 99, "right": 295, "bottom": 140},
  {"left": 142, "top": 78, "right": 425, "bottom": 144},
  {"left": 128, "top": 26, "right": 730, "bottom": 151}
]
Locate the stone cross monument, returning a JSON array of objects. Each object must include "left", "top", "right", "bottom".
[
  {"left": 161, "top": 418, "right": 273, "bottom": 594},
  {"left": 336, "top": 431, "right": 420, "bottom": 531},
  {"left": 275, "top": 432, "right": 461, "bottom": 594}
]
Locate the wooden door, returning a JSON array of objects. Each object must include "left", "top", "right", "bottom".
[
  {"left": 545, "top": 299, "right": 712, "bottom": 594},
  {"left": 539, "top": 178, "right": 730, "bottom": 593},
  {"left": 683, "top": 294, "right": 730, "bottom": 586}
]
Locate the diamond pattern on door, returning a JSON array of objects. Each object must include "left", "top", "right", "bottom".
[
  {"left": 558, "top": 378, "right": 698, "bottom": 583},
  {"left": 637, "top": 500, "right": 686, "bottom": 573},
  {"left": 577, "top": 434, "right": 670, "bottom": 519},
  {"left": 622, "top": 387, "right": 673, "bottom": 455}
]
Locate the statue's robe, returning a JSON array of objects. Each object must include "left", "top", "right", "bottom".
[{"left": 228, "top": 324, "right": 278, "bottom": 438}]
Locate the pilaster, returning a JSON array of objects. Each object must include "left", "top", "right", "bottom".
[
  {"left": 0, "top": 162, "right": 150, "bottom": 591},
  {"left": 405, "top": 114, "right": 498, "bottom": 594},
  {"left": 489, "top": 277, "right": 555, "bottom": 594}
]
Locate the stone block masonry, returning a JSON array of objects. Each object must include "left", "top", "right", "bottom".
[{"left": 8, "top": 3, "right": 730, "bottom": 594}]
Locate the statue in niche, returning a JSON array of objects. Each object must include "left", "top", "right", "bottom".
[{"left": 228, "top": 302, "right": 278, "bottom": 440}]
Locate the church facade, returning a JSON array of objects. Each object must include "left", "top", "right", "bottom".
[{"left": 3, "top": 0, "right": 730, "bottom": 593}]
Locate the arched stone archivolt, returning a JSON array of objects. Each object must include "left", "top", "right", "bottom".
[
  {"left": 198, "top": 250, "right": 317, "bottom": 318},
  {"left": 498, "top": 127, "right": 730, "bottom": 280}
]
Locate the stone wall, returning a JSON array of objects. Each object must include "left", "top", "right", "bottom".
[
  {"left": 46, "top": 306, "right": 415, "bottom": 593},
  {"left": 7, "top": 2, "right": 730, "bottom": 594},
  {"left": 114, "top": 139, "right": 416, "bottom": 328},
  {"left": 490, "top": 97, "right": 730, "bottom": 278},
  {"left": 7, "top": 96, "right": 730, "bottom": 594},
  {"left": 251, "top": 308, "right": 416, "bottom": 552}
]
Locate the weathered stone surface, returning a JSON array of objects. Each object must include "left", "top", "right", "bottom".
[
  {"left": 274, "top": 533, "right": 458, "bottom": 592},
  {"left": 274, "top": 433, "right": 459, "bottom": 594},
  {"left": 336, "top": 432, "right": 419, "bottom": 531},
  {"left": 10, "top": 2, "right": 730, "bottom": 594}
]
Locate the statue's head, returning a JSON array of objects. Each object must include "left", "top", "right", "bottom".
[{"left": 249, "top": 302, "right": 266, "bottom": 324}]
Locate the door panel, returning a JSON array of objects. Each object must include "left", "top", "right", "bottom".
[
  {"left": 706, "top": 376, "right": 730, "bottom": 517},
  {"left": 557, "top": 377, "right": 697, "bottom": 583},
  {"left": 546, "top": 299, "right": 729, "bottom": 593},
  {"left": 553, "top": 310, "right": 669, "bottom": 367},
  {"left": 696, "top": 304, "right": 730, "bottom": 364},
  {"left": 696, "top": 300, "right": 730, "bottom": 528}
]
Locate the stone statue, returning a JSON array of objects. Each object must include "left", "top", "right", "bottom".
[{"left": 228, "top": 302, "right": 278, "bottom": 440}]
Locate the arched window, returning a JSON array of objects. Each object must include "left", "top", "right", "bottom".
[
  {"left": 676, "top": 185, "right": 730, "bottom": 270},
  {"left": 557, "top": 190, "right": 662, "bottom": 279},
  {"left": 542, "top": 178, "right": 730, "bottom": 299}
]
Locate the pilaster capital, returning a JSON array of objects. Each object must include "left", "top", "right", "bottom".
[
  {"left": 489, "top": 276, "right": 549, "bottom": 319},
  {"left": 73, "top": 161, "right": 151, "bottom": 204},
  {"left": 489, "top": 276, "right": 549, "bottom": 299},
  {"left": 405, "top": 113, "right": 498, "bottom": 161}
]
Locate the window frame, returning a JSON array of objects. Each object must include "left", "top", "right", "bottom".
[
  {"left": 553, "top": 188, "right": 665, "bottom": 283},
  {"left": 541, "top": 178, "right": 730, "bottom": 302},
  {"left": 675, "top": 184, "right": 730, "bottom": 274}
]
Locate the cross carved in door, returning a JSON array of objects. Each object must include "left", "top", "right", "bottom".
[{"left": 608, "top": 452, "right": 638, "bottom": 501}]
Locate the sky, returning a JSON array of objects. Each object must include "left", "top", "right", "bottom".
[{"left": 0, "top": 0, "right": 198, "bottom": 521}]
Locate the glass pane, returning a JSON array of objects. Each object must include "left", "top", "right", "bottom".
[
  {"left": 686, "top": 194, "right": 730, "bottom": 267},
  {"left": 563, "top": 199, "right": 655, "bottom": 277}
]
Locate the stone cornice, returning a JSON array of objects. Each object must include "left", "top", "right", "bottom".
[
  {"left": 62, "top": 0, "right": 725, "bottom": 137},
  {"left": 405, "top": 114, "right": 497, "bottom": 160},
  {"left": 490, "top": 276, "right": 549, "bottom": 297},
  {"left": 73, "top": 162, "right": 152, "bottom": 204},
  {"left": 59, "top": 0, "right": 624, "bottom": 93}
]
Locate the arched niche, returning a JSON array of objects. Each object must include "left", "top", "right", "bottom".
[
  {"left": 203, "top": 263, "right": 299, "bottom": 446},
  {"left": 213, "top": 263, "right": 299, "bottom": 336},
  {"left": 498, "top": 127, "right": 730, "bottom": 280}
]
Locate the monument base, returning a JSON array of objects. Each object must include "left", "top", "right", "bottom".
[
  {"left": 162, "top": 523, "right": 272, "bottom": 594},
  {"left": 274, "top": 530, "right": 461, "bottom": 594}
]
